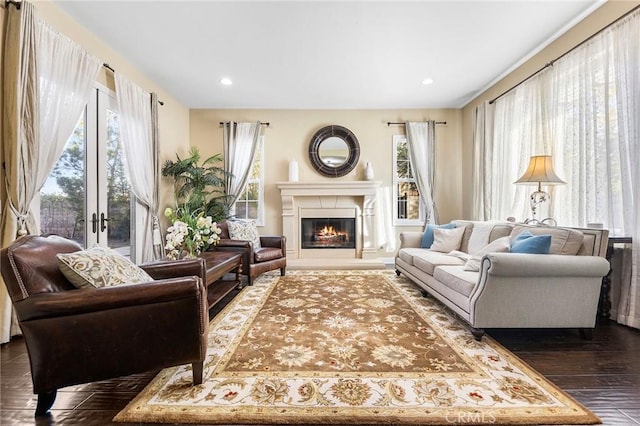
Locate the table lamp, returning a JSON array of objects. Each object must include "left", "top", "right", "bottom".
[{"left": 514, "top": 155, "right": 565, "bottom": 225}]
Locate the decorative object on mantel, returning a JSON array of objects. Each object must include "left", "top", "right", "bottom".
[
  {"left": 288, "top": 159, "right": 299, "bottom": 181},
  {"left": 364, "top": 161, "right": 374, "bottom": 180},
  {"left": 308, "top": 125, "right": 360, "bottom": 177},
  {"left": 163, "top": 206, "right": 221, "bottom": 260},
  {"left": 514, "top": 155, "right": 566, "bottom": 225}
]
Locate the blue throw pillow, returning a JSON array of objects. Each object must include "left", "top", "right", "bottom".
[
  {"left": 421, "top": 223, "right": 456, "bottom": 248},
  {"left": 510, "top": 231, "right": 552, "bottom": 254}
]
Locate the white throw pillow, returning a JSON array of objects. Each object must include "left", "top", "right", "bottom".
[
  {"left": 227, "top": 220, "right": 262, "bottom": 249},
  {"left": 467, "top": 222, "right": 495, "bottom": 254},
  {"left": 463, "top": 236, "right": 511, "bottom": 272},
  {"left": 430, "top": 227, "right": 466, "bottom": 253}
]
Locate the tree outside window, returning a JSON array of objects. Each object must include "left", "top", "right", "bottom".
[
  {"left": 392, "top": 135, "right": 422, "bottom": 225},
  {"left": 233, "top": 136, "right": 264, "bottom": 225}
]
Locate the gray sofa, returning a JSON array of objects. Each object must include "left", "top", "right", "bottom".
[{"left": 395, "top": 221, "right": 610, "bottom": 340}]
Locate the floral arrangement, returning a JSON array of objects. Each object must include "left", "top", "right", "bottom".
[{"left": 164, "top": 206, "right": 222, "bottom": 260}]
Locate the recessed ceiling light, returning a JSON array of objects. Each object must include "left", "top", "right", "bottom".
[
  {"left": 220, "top": 78, "right": 233, "bottom": 86},
  {"left": 422, "top": 78, "right": 434, "bottom": 85}
]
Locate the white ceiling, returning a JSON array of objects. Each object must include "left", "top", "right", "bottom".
[{"left": 53, "top": 0, "right": 603, "bottom": 109}]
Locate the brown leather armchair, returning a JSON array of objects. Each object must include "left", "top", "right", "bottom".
[
  {"left": 0, "top": 235, "right": 208, "bottom": 417},
  {"left": 214, "top": 221, "right": 286, "bottom": 285}
]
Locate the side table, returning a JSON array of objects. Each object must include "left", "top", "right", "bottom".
[
  {"left": 599, "top": 236, "right": 632, "bottom": 320},
  {"left": 198, "top": 250, "right": 243, "bottom": 311}
]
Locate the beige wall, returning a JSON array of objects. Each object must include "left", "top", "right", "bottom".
[
  {"left": 2, "top": 0, "right": 191, "bottom": 216},
  {"left": 190, "top": 109, "right": 462, "bottom": 251},
  {"left": 460, "top": 0, "right": 640, "bottom": 218}
]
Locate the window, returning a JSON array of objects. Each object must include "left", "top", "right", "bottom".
[
  {"left": 233, "top": 136, "right": 264, "bottom": 225},
  {"left": 40, "top": 85, "right": 132, "bottom": 255},
  {"left": 392, "top": 134, "right": 423, "bottom": 225}
]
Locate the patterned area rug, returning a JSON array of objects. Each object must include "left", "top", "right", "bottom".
[{"left": 114, "top": 270, "right": 600, "bottom": 425}]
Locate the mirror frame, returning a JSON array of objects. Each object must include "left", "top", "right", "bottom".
[{"left": 308, "top": 125, "right": 360, "bottom": 177}]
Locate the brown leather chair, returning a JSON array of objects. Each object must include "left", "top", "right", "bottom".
[
  {"left": 0, "top": 235, "right": 208, "bottom": 417},
  {"left": 214, "top": 221, "right": 286, "bottom": 285}
]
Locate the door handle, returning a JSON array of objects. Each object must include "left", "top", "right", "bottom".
[
  {"left": 100, "top": 213, "right": 109, "bottom": 232},
  {"left": 91, "top": 213, "right": 98, "bottom": 234}
]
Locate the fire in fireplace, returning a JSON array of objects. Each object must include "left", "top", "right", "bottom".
[{"left": 301, "top": 218, "right": 356, "bottom": 249}]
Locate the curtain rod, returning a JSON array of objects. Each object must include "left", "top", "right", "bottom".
[
  {"left": 4, "top": 0, "right": 21, "bottom": 9},
  {"left": 219, "top": 121, "right": 270, "bottom": 127},
  {"left": 489, "top": 4, "right": 640, "bottom": 105},
  {"left": 102, "top": 63, "right": 165, "bottom": 106},
  {"left": 387, "top": 121, "right": 446, "bottom": 126}
]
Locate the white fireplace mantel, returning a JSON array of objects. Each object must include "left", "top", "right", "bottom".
[{"left": 276, "top": 181, "right": 381, "bottom": 259}]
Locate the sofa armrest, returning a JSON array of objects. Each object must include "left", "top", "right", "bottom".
[
  {"left": 399, "top": 232, "right": 423, "bottom": 249},
  {"left": 139, "top": 257, "right": 205, "bottom": 280},
  {"left": 480, "top": 253, "right": 610, "bottom": 277},
  {"left": 17, "top": 277, "right": 204, "bottom": 321}
]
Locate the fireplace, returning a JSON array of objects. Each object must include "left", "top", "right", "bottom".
[
  {"left": 301, "top": 218, "right": 356, "bottom": 249},
  {"left": 277, "top": 181, "right": 380, "bottom": 259}
]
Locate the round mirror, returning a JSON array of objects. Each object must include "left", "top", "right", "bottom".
[
  {"left": 309, "top": 125, "right": 360, "bottom": 177},
  {"left": 318, "top": 137, "right": 349, "bottom": 167}
]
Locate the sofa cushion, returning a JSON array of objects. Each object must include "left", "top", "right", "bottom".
[
  {"left": 420, "top": 222, "right": 456, "bottom": 248},
  {"left": 433, "top": 266, "right": 478, "bottom": 297},
  {"left": 420, "top": 223, "right": 456, "bottom": 248},
  {"left": 412, "top": 251, "right": 466, "bottom": 275},
  {"left": 463, "top": 236, "right": 511, "bottom": 271},
  {"left": 57, "top": 245, "right": 153, "bottom": 288},
  {"left": 511, "top": 225, "right": 583, "bottom": 255},
  {"left": 227, "top": 220, "right": 262, "bottom": 249},
  {"left": 431, "top": 227, "right": 466, "bottom": 252},
  {"left": 510, "top": 231, "right": 551, "bottom": 254},
  {"left": 254, "top": 247, "right": 283, "bottom": 262}
]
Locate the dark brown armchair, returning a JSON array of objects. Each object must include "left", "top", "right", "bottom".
[
  {"left": 214, "top": 221, "right": 286, "bottom": 285},
  {"left": 0, "top": 235, "right": 208, "bottom": 417}
]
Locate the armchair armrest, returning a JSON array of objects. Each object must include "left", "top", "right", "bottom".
[
  {"left": 481, "top": 253, "right": 610, "bottom": 277},
  {"left": 216, "top": 238, "right": 252, "bottom": 249},
  {"left": 260, "top": 236, "right": 286, "bottom": 249},
  {"left": 17, "top": 277, "right": 204, "bottom": 321},
  {"left": 139, "top": 257, "right": 206, "bottom": 280}
]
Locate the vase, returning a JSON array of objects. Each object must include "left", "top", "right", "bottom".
[
  {"left": 289, "top": 159, "right": 299, "bottom": 181},
  {"left": 364, "top": 161, "right": 374, "bottom": 180}
]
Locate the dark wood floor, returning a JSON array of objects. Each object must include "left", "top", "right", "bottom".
[{"left": 2, "top": 289, "right": 640, "bottom": 426}]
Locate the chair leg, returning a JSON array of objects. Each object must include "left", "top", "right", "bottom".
[
  {"left": 35, "top": 390, "right": 57, "bottom": 417},
  {"left": 280, "top": 267, "right": 286, "bottom": 276},
  {"left": 247, "top": 275, "right": 253, "bottom": 286},
  {"left": 192, "top": 362, "right": 203, "bottom": 385}
]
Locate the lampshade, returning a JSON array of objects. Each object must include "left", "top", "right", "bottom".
[{"left": 514, "top": 155, "right": 566, "bottom": 185}]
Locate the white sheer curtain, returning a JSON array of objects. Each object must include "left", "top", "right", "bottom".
[
  {"left": 471, "top": 101, "right": 492, "bottom": 220},
  {"left": 1, "top": 1, "right": 101, "bottom": 343},
  {"left": 405, "top": 121, "right": 438, "bottom": 224},
  {"left": 115, "top": 74, "right": 164, "bottom": 263},
  {"left": 222, "top": 122, "right": 261, "bottom": 217},
  {"left": 476, "top": 9, "right": 640, "bottom": 329}
]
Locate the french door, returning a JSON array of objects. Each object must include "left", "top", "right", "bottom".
[{"left": 40, "top": 86, "right": 132, "bottom": 255}]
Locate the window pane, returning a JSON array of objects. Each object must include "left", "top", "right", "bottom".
[
  {"left": 397, "top": 182, "right": 420, "bottom": 220},
  {"left": 40, "top": 115, "right": 86, "bottom": 246},
  {"left": 105, "top": 109, "right": 130, "bottom": 249},
  {"left": 396, "top": 141, "right": 413, "bottom": 179}
]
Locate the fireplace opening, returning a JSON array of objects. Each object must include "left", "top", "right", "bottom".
[{"left": 301, "top": 218, "right": 356, "bottom": 249}]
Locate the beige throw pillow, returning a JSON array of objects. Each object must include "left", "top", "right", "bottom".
[
  {"left": 463, "top": 236, "right": 511, "bottom": 272},
  {"left": 430, "top": 226, "right": 466, "bottom": 253},
  {"left": 227, "top": 220, "right": 262, "bottom": 249},
  {"left": 57, "top": 245, "right": 153, "bottom": 288}
]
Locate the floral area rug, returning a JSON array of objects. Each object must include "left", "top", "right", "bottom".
[{"left": 114, "top": 270, "right": 600, "bottom": 425}]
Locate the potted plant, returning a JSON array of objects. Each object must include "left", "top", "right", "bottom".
[{"left": 161, "top": 147, "right": 232, "bottom": 222}]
